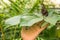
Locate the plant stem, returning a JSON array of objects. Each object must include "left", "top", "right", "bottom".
[{"left": 0, "top": 25, "right": 5, "bottom": 40}]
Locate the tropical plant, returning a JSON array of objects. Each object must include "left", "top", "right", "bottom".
[{"left": 0, "top": 0, "right": 60, "bottom": 40}]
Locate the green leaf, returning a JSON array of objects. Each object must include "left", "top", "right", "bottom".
[
  {"left": 47, "top": 24, "right": 54, "bottom": 29},
  {"left": 56, "top": 29, "right": 60, "bottom": 38},
  {"left": 5, "top": 13, "right": 43, "bottom": 26},
  {"left": 20, "top": 13, "right": 43, "bottom": 26},
  {"left": 58, "top": 15, "right": 60, "bottom": 20},
  {"left": 5, "top": 15, "right": 21, "bottom": 26},
  {"left": 20, "top": 16, "right": 43, "bottom": 26},
  {"left": 44, "top": 14, "right": 59, "bottom": 25}
]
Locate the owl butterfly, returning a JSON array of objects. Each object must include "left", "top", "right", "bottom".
[{"left": 41, "top": 4, "right": 48, "bottom": 16}]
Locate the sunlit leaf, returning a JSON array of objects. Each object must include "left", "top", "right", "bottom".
[
  {"left": 5, "top": 15, "right": 21, "bottom": 26},
  {"left": 44, "top": 14, "right": 59, "bottom": 25},
  {"left": 20, "top": 13, "right": 43, "bottom": 26},
  {"left": 20, "top": 16, "right": 43, "bottom": 26}
]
